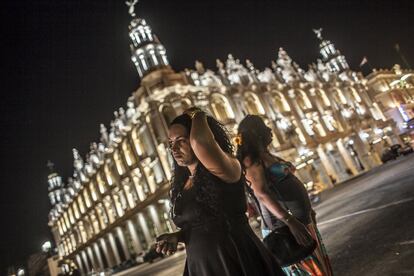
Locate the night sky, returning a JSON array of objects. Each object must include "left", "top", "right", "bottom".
[{"left": 1, "top": 0, "right": 413, "bottom": 272}]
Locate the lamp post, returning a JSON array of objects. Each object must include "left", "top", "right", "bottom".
[
  {"left": 347, "top": 140, "right": 365, "bottom": 171},
  {"left": 17, "top": 268, "right": 25, "bottom": 276}
]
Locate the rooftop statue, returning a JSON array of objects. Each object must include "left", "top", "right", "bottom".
[
  {"left": 114, "top": 110, "right": 127, "bottom": 135},
  {"left": 72, "top": 148, "right": 89, "bottom": 182},
  {"left": 126, "top": 100, "right": 140, "bottom": 124},
  {"left": 225, "top": 54, "right": 250, "bottom": 85},
  {"left": 89, "top": 142, "right": 101, "bottom": 167},
  {"left": 316, "top": 58, "right": 331, "bottom": 81},
  {"left": 216, "top": 59, "right": 225, "bottom": 75},
  {"left": 72, "top": 148, "right": 83, "bottom": 170},
  {"left": 257, "top": 68, "right": 275, "bottom": 83},
  {"left": 100, "top": 124, "right": 109, "bottom": 146},
  {"left": 97, "top": 143, "right": 106, "bottom": 161},
  {"left": 125, "top": 0, "right": 139, "bottom": 17},
  {"left": 84, "top": 158, "right": 95, "bottom": 176},
  {"left": 118, "top": 107, "right": 128, "bottom": 125},
  {"left": 313, "top": 28, "right": 323, "bottom": 40},
  {"left": 195, "top": 60, "right": 205, "bottom": 74}
]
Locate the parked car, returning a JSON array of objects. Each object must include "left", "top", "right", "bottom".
[
  {"left": 381, "top": 144, "right": 414, "bottom": 163},
  {"left": 399, "top": 145, "right": 414, "bottom": 156}
]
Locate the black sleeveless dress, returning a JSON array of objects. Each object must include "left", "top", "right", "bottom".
[{"left": 172, "top": 173, "right": 283, "bottom": 276}]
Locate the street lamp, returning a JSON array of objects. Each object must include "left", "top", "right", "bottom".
[
  {"left": 17, "top": 268, "right": 25, "bottom": 276},
  {"left": 347, "top": 140, "right": 365, "bottom": 171}
]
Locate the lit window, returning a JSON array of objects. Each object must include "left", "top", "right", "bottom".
[
  {"left": 123, "top": 178, "right": 138, "bottom": 209},
  {"left": 83, "top": 189, "right": 91, "bottom": 208},
  {"left": 104, "top": 164, "right": 115, "bottom": 186},
  {"left": 72, "top": 203, "right": 80, "bottom": 220},
  {"left": 122, "top": 140, "right": 137, "bottom": 166},
  {"left": 114, "top": 150, "right": 126, "bottom": 176},
  {"left": 210, "top": 94, "right": 235, "bottom": 122},
  {"left": 77, "top": 196, "right": 86, "bottom": 214},
  {"left": 96, "top": 173, "right": 106, "bottom": 194},
  {"left": 132, "top": 168, "right": 149, "bottom": 201},
  {"left": 104, "top": 196, "right": 117, "bottom": 223},
  {"left": 244, "top": 92, "right": 265, "bottom": 115}
]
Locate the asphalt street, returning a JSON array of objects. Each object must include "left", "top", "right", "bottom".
[{"left": 116, "top": 154, "right": 414, "bottom": 276}]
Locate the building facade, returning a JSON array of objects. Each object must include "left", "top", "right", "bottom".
[{"left": 46, "top": 4, "right": 413, "bottom": 275}]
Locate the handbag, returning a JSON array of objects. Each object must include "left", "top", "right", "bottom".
[{"left": 245, "top": 164, "right": 317, "bottom": 266}]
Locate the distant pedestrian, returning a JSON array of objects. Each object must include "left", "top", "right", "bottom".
[
  {"left": 236, "top": 115, "right": 333, "bottom": 276},
  {"left": 156, "top": 108, "right": 283, "bottom": 276}
]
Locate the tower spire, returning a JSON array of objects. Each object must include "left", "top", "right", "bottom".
[
  {"left": 127, "top": 1, "right": 170, "bottom": 78},
  {"left": 313, "top": 28, "right": 349, "bottom": 74}
]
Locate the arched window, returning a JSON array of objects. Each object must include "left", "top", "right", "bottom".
[
  {"left": 160, "top": 105, "right": 176, "bottom": 126},
  {"left": 122, "top": 139, "right": 136, "bottom": 167},
  {"left": 58, "top": 220, "right": 64, "bottom": 236},
  {"left": 316, "top": 89, "right": 331, "bottom": 107},
  {"left": 83, "top": 189, "right": 92, "bottom": 208},
  {"left": 132, "top": 125, "right": 156, "bottom": 157},
  {"left": 104, "top": 164, "right": 115, "bottom": 186},
  {"left": 112, "top": 190, "right": 125, "bottom": 218},
  {"left": 68, "top": 207, "right": 76, "bottom": 224},
  {"left": 296, "top": 90, "right": 313, "bottom": 110},
  {"left": 77, "top": 196, "right": 86, "bottom": 214},
  {"left": 244, "top": 92, "right": 265, "bottom": 115},
  {"left": 96, "top": 173, "right": 106, "bottom": 194},
  {"left": 103, "top": 196, "right": 117, "bottom": 223},
  {"left": 131, "top": 168, "right": 149, "bottom": 201},
  {"left": 210, "top": 93, "right": 235, "bottom": 122},
  {"left": 181, "top": 98, "right": 192, "bottom": 111},
  {"left": 114, "top": 150, "right": 126, "bottom": 176},
  {"left": 348, "top": 87, "right": 362, "bottom": 103},
  {"left": 272, "top": 91, "right": 291, "bottom": 112},
  {"left": 332, "top": 89, "right": 348, "bottom": 105},
  {"left": 148, "top": 113, "right": 168, "bottom": 145},
  {"left": 73, "top": 203, "right": 81, "bottom": 220},
  {"left": 122, "top": 177, "right": 138, "bottom": 209},
  {"left": 89, "top": 210, "right": 100, "bottom": 234},
  {"left": 95, "top": 203, "right": 108, "bottom": 229}
]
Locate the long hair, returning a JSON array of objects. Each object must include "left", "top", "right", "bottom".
[
  {"left": 169, "top": 113, "right": 234, "bottom": 219},
  {"left": 236, "top": 115, "right": 273, "bottom": 166}
]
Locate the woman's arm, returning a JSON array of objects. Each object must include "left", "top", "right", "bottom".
[
  {"left": 244, "top": 157, "right": 291, "bottom": 220},
  {"left": 244, "top": 157, "right": 313, "bottom": 245},
  {"left": 189, "top": 111, "right": 241, "bottom": 183}
]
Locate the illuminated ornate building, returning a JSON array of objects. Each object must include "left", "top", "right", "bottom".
[
  {"left": 366, "top": 65, "right": 414, "bottom": 144},
  {"left": 47, "top": 3, "right": 413, "bottom": 274}
]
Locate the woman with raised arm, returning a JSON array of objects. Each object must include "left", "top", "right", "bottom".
[
  {"left": 156, "top": 108, "right": 283, "bottom": 276},
  {"left": 236, "top": 115, "right": 333, "bottom": 276}
]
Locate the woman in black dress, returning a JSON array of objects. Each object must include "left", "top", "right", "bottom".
[{"left": 156, "top": 108, "right": 283, "bottom": 276}]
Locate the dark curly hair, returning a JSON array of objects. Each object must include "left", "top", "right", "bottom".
[
  {"left": 236, "top": 115, "right": 273, "bottom": 166},
  {"left": 169, "top": 112, "right": 234, "bottom": 221}
]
